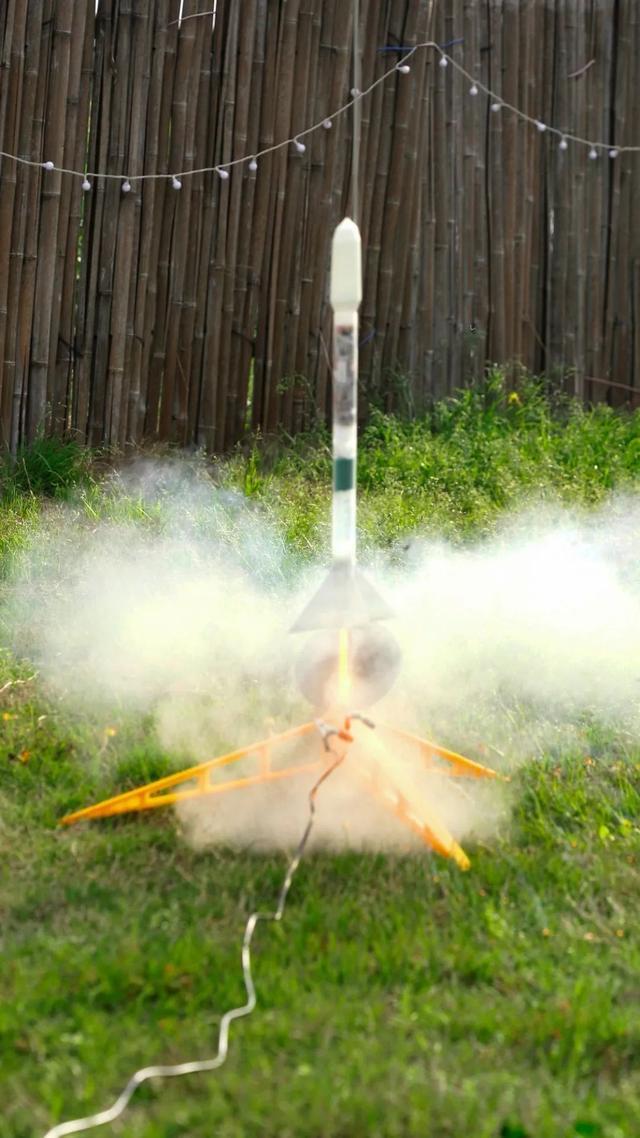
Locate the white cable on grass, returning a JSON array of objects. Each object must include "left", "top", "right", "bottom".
[{"left": 42, "top": 722, "right": 350, "bottom": 1138}]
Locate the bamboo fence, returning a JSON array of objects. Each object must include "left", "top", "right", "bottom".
[{"left": 0, "top": 0, "right": 639, "bottom": 453}]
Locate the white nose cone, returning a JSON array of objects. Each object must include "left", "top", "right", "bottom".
[{"left": 330, "top": 217, "right": 362, "bottom": 312}]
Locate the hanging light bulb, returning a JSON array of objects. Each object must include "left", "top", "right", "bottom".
[
  {"left": 397, "top": 63, "right": 411, "bottom": 75},
  {"left": 248, "top": 158, "right": 258, "bottom": 172},
  {"left": 171, "top": 176, "right": 182, "bottom": 190},
  {"left": 81, "top": 177, "right": 92, "bottom": 191},
  {"left": 588, "top": 147, "right": 598, "bottom": 160},
  {"left": 322, "top": 119, "right": 333, "bottom": 129},
  {"left": 438, "top": 56, "right": 448, "bottom": 69},
  {"left": 293, "top": 138, "right": 306, "bottom": 153},
  {"left": 535, "top": 120, "right": 547, "bottom": 132},
  {"left": 469, "top": 83, "right": 479, "bottom": 96},
  {"left": 121, "top": 179, "right": 132, "bottom": 193},
  {"left": 608, "top": 148, "right": 619, "bottom": 159},
  {"left": 43, "top": 161, "right": 55, "bottom": 171},
  {"left": 559, "top": 137, "right": 568, "bottom": 151},
  {"left": 216, "top": 167, "right": 230, "bottom": 180}
]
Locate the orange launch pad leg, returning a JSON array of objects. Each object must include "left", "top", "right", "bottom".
[
  {"left": 377, "top": 723, "right": 501, "bottom": 780},
  {"left": 59, "top": 720, "right": 500, "bottom": 869},
  {"left": 60, "top": 722, "right": 323, "bottom": 826}
]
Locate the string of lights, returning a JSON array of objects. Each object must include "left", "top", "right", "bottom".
[
  {"left": 41, "top": 721, "right": 349, "bottom": 1138},
  {"left": 1, "top": 40, "right": 637, "bottom": 198}
]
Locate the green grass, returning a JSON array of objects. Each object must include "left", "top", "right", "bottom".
[
  {"left": 2, "top": 375, "right": 640, "bottom": 1138},
  {"left": 225, "top": 371, "right": 640, "bottom": 552}
]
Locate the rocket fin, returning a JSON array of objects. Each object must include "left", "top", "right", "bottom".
[{"left": 291, "top": 563, "right": 393, "bottom": 632}]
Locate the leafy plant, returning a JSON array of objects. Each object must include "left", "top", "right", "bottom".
[{"left": 6, "top": 437, "right": 89, "bottom": 499}]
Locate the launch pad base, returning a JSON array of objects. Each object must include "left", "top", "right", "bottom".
[{"left": 60, "top": 719, "right": 500, "bottom": 870}]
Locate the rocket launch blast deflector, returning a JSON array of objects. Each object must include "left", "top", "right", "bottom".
[{"left": 291, "top": 218, "right": 392, "bottom": 633}]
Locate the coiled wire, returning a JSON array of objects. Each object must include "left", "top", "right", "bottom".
[{"left": 42, "top": 725, "right": 347, "bottom": 1138}]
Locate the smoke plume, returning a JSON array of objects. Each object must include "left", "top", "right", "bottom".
[{"left": 3, "top": 458, "right": 639, "bottom": 853}]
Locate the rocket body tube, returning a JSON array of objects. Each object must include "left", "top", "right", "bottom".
[
  {"left": 332, "top": 323, "right": 358, "bottom": 565},
  {"left": 330, "top": 218, "right": 362, "bottom": 569},
  {"left": 290, "top": 217, "right": 393, "bottom": 635}
]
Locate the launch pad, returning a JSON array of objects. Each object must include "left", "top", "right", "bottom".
[{"left": 60, "top": 712, "right": 498, "bottom": 870}]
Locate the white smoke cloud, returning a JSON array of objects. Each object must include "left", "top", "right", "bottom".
[
  {"left": 3, "top": 458, "right": 639, "bottom": 855},
  {"left": 392, "top": 499, "right": 640, "bottom": 733}
]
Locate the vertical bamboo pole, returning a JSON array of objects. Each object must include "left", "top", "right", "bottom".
[
  {"left": 86, "top": 0, "right": 118, "bottom": 443},
  {"left": 608, "top": 0, "right": 633, "bottom": 396},
  {"left": 127, "top": 0, "right": 170, "bottom": 441},
  {"left": 73, "top": 0, "right": 111, "bottom": 441},
  {"left": 520, "top": 0, "right": 540, "bottom": 374},
  {"left": 173, "top": 19, "right": 210, "bottom": 446},
  {"left": 50, "top": 0, "right": 90, "bottom": 436},
  {"left": 10, "top": 0, "right": 46, "bottom": 451},
  {"left": 431, "top": 2, "right": 454, "bottom": 400},
  {"left": 546, "top": 0, "right": 567, "bottom": 383},
  {"left": 217, "top": 0, "right": 255, "bottom": 448},
  {"left": 486, "top": 0, "right": 505, "bottom": 367},
  {"left": 157, "top": 6, "right": 200, "bottom": 443},
  {"left": 279, "top": 0, "right": 317, "bottom": 436},
  {"left": 501, "top": 0, "right": 519, "bottom": 368},
  {"left": 303, "top": 0, "right": 350, "bottom": 424},
  {"left": 531, "top": 0, "right": 554, "bottom": 377},
  {"left": 27, "top": 0, "right": 73, "bottom": 441},
  {"left": 567, "top": 0, "right": 588, "bottom": 396},
  {"left": 554, "top": 0, "right": 579, "bottom": 391},
  {"left": 628, "top": 1, "right": 640, "bottom": 391},
  {"left": 358, "top": 0, "right": 388, "bottom": 395},
  {"left": 418, "top": 56, "right": 436, "bottom": 405},
  {"left": 0, "top": 0, "right": 29, "bottom": 450},
  {"left": 196, "top": 0, "right": 233, "bottom": 449},
  {"left": 460, "top": 0, "right": 483, "bottom": 384},
  {"left": 186, "top": 2, "right": 217, "bottom": 443},
  {"left": 255, "top": 0, "right": 302, "bottom": 437},
  {"left": 143, "top": 0, "right": 180, "bottom": 438},
  {"left": 361, "top": 4, "right": 397, "bottom": 401},
  {"left": 377, "top": 0, "right": 421, "bottom": 401},
  {"left": 247, "top": 1, "right": 282, "bottom": 434},
  {"left": 117, "top": 0, "right": 155, "bottom": 445},
  {"left": 290, "top": 0, "right": 323, "bottom": 433},
  {"left": 397, "top": 1, "right": 433, "bottom": 400},
  {"left": 584, "top": 3, "right": 605, "bottom": 389},
  {"left": 102, "top": 0, "right": 137, "bottom": 446},
  {"left": 210, "top": 1, "right": 240, "bottom": 451}
]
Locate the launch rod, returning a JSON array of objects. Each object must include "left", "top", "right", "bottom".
[{"left": 330, "top": 217, "right": 363, "bottom": 570}]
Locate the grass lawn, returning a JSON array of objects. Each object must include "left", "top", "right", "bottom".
[{"left": 1, "top": 376, "right": 640, "bottom": 1138}]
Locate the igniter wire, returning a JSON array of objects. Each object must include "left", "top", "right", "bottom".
[{"left": 42, "top": 727, "right": 347, "bottom": 1138}]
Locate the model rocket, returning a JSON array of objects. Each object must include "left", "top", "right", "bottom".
[{"left": 292, "top": 217, "right": 393, "bottom": 651}]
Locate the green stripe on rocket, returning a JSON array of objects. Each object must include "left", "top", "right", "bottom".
[{"left": 334, "top": 457, "right": 355, "bottom": 491}]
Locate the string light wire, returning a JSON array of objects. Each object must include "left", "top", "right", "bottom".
[
  {"left": 2, "top": 40, "right": 637, "bottom": 194},
  {"left": 42, "top": 721, "right": 350, "bottom": 1138},
  {"left": 427, "top": 44, "right": 635, "bottom": 155}
]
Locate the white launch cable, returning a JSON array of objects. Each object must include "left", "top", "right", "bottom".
[{"left": 42, "top": 723, "right": 350, "bottom": 1138}]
